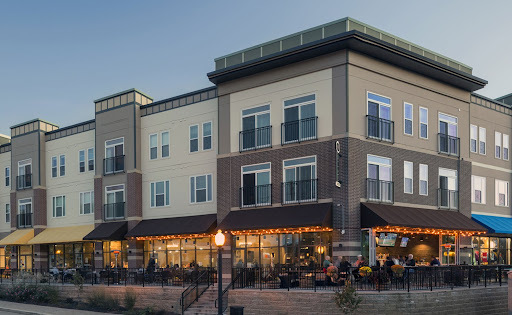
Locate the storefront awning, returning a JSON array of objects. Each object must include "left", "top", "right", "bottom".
[
  {"left": 361, "top": 203, "right": 487, "bottom": 232},
  {"left": 472, "top": 214, "right": 512, "bottom": 234},
  {"left": 27, "top": 225, "right": 95, "bottom": 244},
  {"left": 218, "top": 203, "right": 332, "bottom": 231},
  {"left": 83, "top": 222, "right": 127, "bottom": 241},
  {"left": 125, "top": 214, "right": 217, "bottom": 239},
  {"left": 0, "top": 229, "right": 34, "bottom": 245}
]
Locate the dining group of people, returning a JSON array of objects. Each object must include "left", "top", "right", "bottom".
[{"left": 322, "top": 253, "right": 442, "bottom": 273}]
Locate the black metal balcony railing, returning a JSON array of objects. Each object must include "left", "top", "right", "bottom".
[
  {"left": 282, "top": 179, "right": 318, "bottom": 204},
  {"left": 239, "top": 126, "right": 272, "bottom": 152},
  {"left": 16, "top": 174, "right": 32, "bottom": 190},
  {"left": 438, "top": 133, "right": 460, "bottom": 157},
  {"left": 366, "top": 115, "right": 394, "bottom": 143},
  {"left": 104, "top": 202, "right": 125, "bottom": 221},
  {"left": 281, "top": 117, "right": 318, "bottom": 145},
  {"left": 366, "top": 178, "right": 394, "bottom": 203},
  {"left": 438, "top": 189, "right": 459, "bottom": 210},
  {"left": 239, "top": 184, "right": 272, "bottom": 208},
  {"left": 17, "top": 213, "right": 33, "bottom": 228},
  {"left": 103, "top": 155, "right": 125, "bottom": 175}
]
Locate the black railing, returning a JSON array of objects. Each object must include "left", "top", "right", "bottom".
[
  {"left": 16, "top": 174, "right": 32, "bottom": 190},
  {"left": 366, "top": 178, "right": 394, "bottom": 203},
  {"left": 366, "top": 115, "right": 394, "bottom": 143},
  {"left": 281, "top": 117, "right": 318, "bottom": 145},
  {"left": 103, "top": 202, "right": 125, "bottom": 221},
  {"left": 239, "top": 126, "right": 272, "bottom": 152},
  {"left": 438, "top": 133, "right": 460, "bottom": 157},
  {"left": 17, "top": 213, "right": 33, "bottom": 228},
  {"left": 103, "top": 155, "right": 125, "bottom": 175},
  {"left": 216, "top": 270, "right": 243, "bottom": 313},
  {"left": 282, "top": 179, "right": 318, "bottom": 204},
  {"left": 239, "top": 184, "right": 272, "bottom": 208},
  {"left": 438, "top": 189, "right": 459, "bottom": 210},
  {"left": 180, "top": 269, "right": 216, "bottom": 314}
]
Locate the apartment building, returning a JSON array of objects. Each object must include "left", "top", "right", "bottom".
[{"left": 0, "top": 17, "right": 509, "bottom": 272}]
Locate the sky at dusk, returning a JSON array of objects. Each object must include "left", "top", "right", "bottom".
[{"left": 1, "top": 0, "right": 511, "bottom": 136}]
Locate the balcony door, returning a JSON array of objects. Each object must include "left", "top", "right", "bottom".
[
  {"left": 283, "top": 156, "right": 317, "bottom": 203},
  {"left": 17, "top": 159, "right": 31, "bottom": 189},
  {"left": 105, "top": 138, "right": 124, "bottom": 174},
  {"left": 18, "top": 198, "right": 32, "bottom": 228},
  {"left": 367, "top": 155, "right": 392, "bottom": 202},
  {"left": 438, "top": 113, "right": 458, "bottom": 154},
  {"left": 241, "top": 163, "right": 271, "bottom": 207},
  {"left": 241, "top": 105, "right": 271, "bottom": 151},
  {"left": 439, "top": 168, "right": 457, "bottom": 209},
  {"left": 283, "top": 94, "right": 316, "bottom": 143},
  {"left": 105, "top": 185, "right": 124, "bottom": 220},
  {"left": 367, "top": 92, "right": 391, "bottom": 141}
]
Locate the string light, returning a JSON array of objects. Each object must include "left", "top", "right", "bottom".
[
  {"left": 229, "top": 226, "right": 333, "bottom": 236},
  {"left": 373, "top": 225, "right": 486, "bottom": 237},
  {"left": 131, "top": 233, "right": 212, "bottom": 241}
]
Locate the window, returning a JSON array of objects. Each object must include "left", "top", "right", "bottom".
[
  {"left": 59, "top": 155, "right": 66, "bottom": 177},
  {"left": 150, "top": 180, "right": 170, "bottom": 207},
  {"left": 161, "top": 131, "right": 170, "bottom": 158},
  {"left": 438, "top": 113, "right": 458, "bottom": 155},
  {"left": 88, "top": 148, "right": 94, "bottom": 171},
  {"left": 419, "top": 164, "right": 428, "bottom": 196},
  {"left": 190, "top": 174, "right": 213, "bottom": 203},
  {"left": 4, "top": 167, "right": 9, "bottom": 187},
  {"left": 439, "top": 168, "right": 458, "bottom": 209},
  {"left": 18, "top": 198, "right": 32, "bottom": 228},
  {"left": 471, "top": 176, "right": 486, "bottom": 204},
  {"left": 367, "top": 155, "right": 392, "bottom": 202},
  {"left": 283, "top": 94, "right": 317, "bottom": 143},
  {"left": 189, "top": 125, "right": 199, "bottom": 153},
  {"left": 51, "top": 157, "right": 57, "bottom": 178},
  {"left": 495, "top": 132, "right": 502, "bottom": 159},
  {"left": 17, "top": 159, "right": 32, "bottom": 189},
  {"left": 79, "top": 150, "right": 86, "bottom": 173},
  {"left": 404, "top": 161, "right": 413, "bottom": 194},
  {"left": 419, "top": 107, "right": 428, "bottom": 139},
  {"left": 52, "top": 196, "right": 66, "bottom": 217},
  {"left": 404, "top": 103, "right": 413, "bottom": 136},
  {"left": 241, "top": 163, "right": 271, "bottom": 207},
  {"left": 504, "top": 134, "right": 509, "bottom": 161},
  {"left": 495, "top": 180, "right": 509, "bottom": 207},
  {"left": 367, "top": 93, "right": 392, "bottom": 141},
  {"left": 150, "top": 134, "right": 158, "bottom": 160},
  {"left": 241, "top": 104, "right": 271, "bottom": 151},
  {"left": 283, "top": 156, "right": 317, "bottom": 204},
  {"left": 105, "top": 185, "right": 125, "bottom": 220},
  {"left": 105, "top": 138, "right": 124, "bottom": 174},
  {"left": 203, "top": 122, "right": 212, "bottom": 150},
  {"left": 80, "top": 192, "right": 94, "bottom": 215},
  {"left": 479, "top": 127, "right": 486, "bottom": 155},
  {"left": 5, "top": 204, "right": 9, "bottom": 223},
  {"left": 470, "top": 125, "right": 477, "bottom": 153}
]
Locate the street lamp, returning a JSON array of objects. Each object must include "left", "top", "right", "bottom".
[{"left": 215, "top": 230, "right": 225, "bottom": 315}]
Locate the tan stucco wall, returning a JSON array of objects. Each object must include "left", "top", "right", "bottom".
[{"left": 0, "top": 151, "right": 11, "bottom": 233}]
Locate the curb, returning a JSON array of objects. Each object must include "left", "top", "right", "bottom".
[{"left": 0, "top": 306, "right": 41, "bottom": 315}]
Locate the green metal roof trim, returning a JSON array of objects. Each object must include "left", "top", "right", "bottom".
[
  {"left": 94, "top": 88, "right": 153, "bottom": 103},
  {"left": 45, "top": 119, "right": 95, "bottom": 135},
  {"left": 214, "top": 17, "right": 472, "bottom": 74},
  {"left": 10, "top": 118, "right": 59, "bottom": 129},
  {"left": 495, "top": 92, "right": 512, "bottom": 102},
  {"left": 140, "top": 86, "right": 217, "bottom": 109}
]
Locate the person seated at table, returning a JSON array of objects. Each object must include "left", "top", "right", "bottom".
[
  {"left": 236, "top": 259, "right": 244, "bottom": 268},
  {"left": 429, "top": 255, "right": 441, "bottom": 266},
  {"left": 354, "top": 255, "right": 368, "bottom": 267},
  {"left": 336, "top": 256, "right": 351, "bottom": 273},
  {"left": 405, "top": 254, "right": 416, "bottom": 267},
  {"left": 384, "top": 256, "right": 395, "bottom": 277}
]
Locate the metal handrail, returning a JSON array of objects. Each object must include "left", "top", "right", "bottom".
[
  {"left": 366, "top": 115, "right": 394, "bottom": 143},
  {"left": 239, "top": 184, "right": 272, "bottom": 208},
  {"left": 281, "top": 179, "right": 318, "bottom": 204},
  {"left": 239, "top": 125, "right": 272, "bottom": 152},
  {"left": 366, "top": 178, "right": 394, "bottom": 203},
  {"left": 103, "top": 202, "right": 125, "bottom": 221},
  {"left": 103, "top": 155, "right": 125, "bottom": 175},
  {"left": 437, "top": 188, "right": 459, "bottom": 210},
  {"left": 180, "top": 268, "right": 214, "bottom": 314},
  {"left": 281, "top": 116, "right": 318, "bottom": 145},
  {"left": 215, "top": 271, "right": 243, "bottom": 312},
  {"left": 437, "top": 133, "right": 460, "bottom": 157},
  {"left": 16, "top": 174, "right": 32, "bottom": 190}
]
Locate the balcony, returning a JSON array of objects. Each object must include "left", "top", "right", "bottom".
[
  {"left": 103, "top": 155, "right": 125, "bottom": 175},
  {"left": 104, "top": 202, "right": 125, "bottom": 221},
  {"left": 366, "top": 115, "right": 394, "bottom": 143},
  {"left": 281, "top": 117, "right": 318, "bottom": 145},
  {"left": 366, "top": 178, "right": 394, "bottom": 203},
  {"left": 17, "top": 213, "right": 33, "bottom": 228},
  {"left": 437, "top": 189, "right": 458, "bottom": 210},
  {"left": 239, "top": 126, "right": 272, "bottom": 152},
  {"left": 16, "top": 174, "right": 32, "bottom": 190},
  {"left": 438, "top": 133, "right": 460, "bottom": 157},
  {"left": 282, "top": 179, "right": 318, "bottom": 204},
  {"left": 239, "top": 184, "right": 272, "bottom": 208}
]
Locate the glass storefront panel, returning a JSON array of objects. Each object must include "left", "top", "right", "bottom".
[
  {"left": 18, "top": 245, "right": 33, "bottom": 270},
  {"left": 471, "top": 236, "right": 511, "bottom": 265},
  {"left": 49, "top": 243, "right": 95, "bottom": 269},
  {"left": 143, "top": 237, "right": 214, "bottom": 269},
  {"left": 103, "top": 241, "right": 127, "bottom": 268}
]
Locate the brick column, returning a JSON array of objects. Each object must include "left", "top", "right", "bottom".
[
  {"left": 93, "top": 242, "right": 104, "bottom": 269},
  {"left": 33, "top": 244, "right": 48, "bottom": 270},
  {"left": 127, "top": 239, "right": 144, "bottom": 269},
  {"left": 9, "top": 246, "right": 17, "bottom": 269}
]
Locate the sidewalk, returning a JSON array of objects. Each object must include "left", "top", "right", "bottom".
[{"left": 0, "top": 300, "right": 106, "bottom": 315}]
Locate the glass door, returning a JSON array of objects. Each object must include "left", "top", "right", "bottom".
[{"left": 283, "top": 157, "right": 317, "bottom": 203}]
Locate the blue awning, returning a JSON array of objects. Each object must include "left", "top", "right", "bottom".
[{"left": 472, "top": 214, "right": 512, "bottom": 234}]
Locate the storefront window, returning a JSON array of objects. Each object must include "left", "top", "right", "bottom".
[
  {"left": 472, "top": 236, "right": 511, "bottom": 265},
  {"left": 18, "top": 245, "right": 33, "bottom": 270},
  {"left": 102, "top": 241, "right": 128, "bottom": 268},
  {"left": 0, "top": 246, "right": 11, "bottom": 269},
  {"left": 142, "top": 237, "right": 214, "bottom": 269},
  {"left": 441, "top": 235, "right": 456, "bottom": 265},
  {"left": 49, "top": 243, "right": 95, "bottom": 269}
]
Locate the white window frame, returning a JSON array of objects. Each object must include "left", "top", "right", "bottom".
[
  {"left": 240, "top": 104, "right": 271, "bottom": 151},
  {"left": 79, "top": 191, "right": 94, "bottom": 215},
  {"left": 404, "top": 161, "right": 413, "bottom": 194},
  {"left": 419, "top": 164, "right": 428, "bottom": 196},
  {"left": 161, "top": 131, "right": 170, "bottom": 158},
  {"left": 105, "top": 137, "right": 125, "bottom": 156},
  {"left": 87, "top": 148, "right": 95, "bottom": 171},
  {"left": 471, "top": 175, "right": 486, "bottom": 204},
  {"left": 190, "top": 174, "right": 213, "bottom": 204},
  {"left": 504, "top": 134, "right": 509, "bottom": 161},
  {"left": 59, "top": 155, "right": 66, "bottom": 177},
  {"left": 52, "top": 195, "right": 66, "bottom": 218},
  {"left": 150, "top": 180, "right": 170, "bottom": 208},
  {"left": 495, "top": 179, "right": 509, "bottom": 207},
  {"left": 479, "top": 127, "right": 486, "bottom": 155},
  {"left": 79, "top": 150, "right": 86, "bottom": 173},
  {"left": 189, "top": 124, "right": 199, "bottom": 153},
  {"left": 470, "top": 124, "right": 478, "bottom": 153},
  {"left": 403, "top": 103, "right": 413, "bottom": 136},
  {"left": 5, "top": 204, "right": 9, "bottom": 223},
  {"left": 495, "top": 131, "right": 502, "bottom": 159},
  {"left": 51, "top": 156, "right": 58, "bottom": 178},
  {"left": 419, "top": 107, "right": 428, "bottom": 139},
  {"left": 149, "top": 133, "right": 158, "bottom": 160},
  {"left": 202, "top": 121, "right": 212, "bottom": 151},
  {"left": 4, "top": 167, "right": 9, "bottom": 187}
]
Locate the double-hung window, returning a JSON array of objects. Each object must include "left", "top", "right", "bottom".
[
  {"left": 419, "top": 107, "right": 428, "bottom": 139},
  {"left": 150, "top": 180, "right": 170, "bottom": 207},
  {"left": 504, "top": 134, "right": 509, "bottom": 161},
  {"left": 404, "top": 103, "right": 413, "bottom": 136},
  {"left": 471, "top": 176, "right": 486, "bottom": 204},
  {"left": 419, "top": 164, "right": 428, "bottom": 196},
  {"left": 5, "top": 204, "right": 9, "bottom": 223},
  {"left": 203, "top": 122, "right": 212, "bottom": 150},
  {"left": 105, "top": 184, "right": 125, "bottom": 220},
  {"left": 439, "top": 168, "right": 458, "bottom": 209},
  {"left": 189, "top": 125, "right": 199, "bottom": 153},
  {"left": 190, "top": 175, "right": 213, "bottom": 203},
  {"left": 161, "top": 131, "right": 170, "bottom": 158},
  {"left": 150, "top": 134, "right": 158, "bottom": 160},
  {"left": 367, "top": 93, "right": 392, "bottom": 141},
  {"left": 283, "top": 156, "right": 317, "bottom": 204},
  {"left": 59, "top": 155, "right": 66, "bottom": 176},
  {"left": 79, "top": 150, "right": 86, "bottom": 173},
  {"left": 404, "top": 161, "right": 413, "bottom": 194},
  {"left": 367, "top": 155, "right": 393, "bottom": 202},
  {"left": 80, "top": 191, "right": 94, "bottom": 215},
  {"left": 479, "top": 127, "right": 486, "bottom": 155},
  {"left": 241, "top": 105, "right": 271, "bottom": 151},
  {"left": 283, "top": 94, "right": 317, "bottom": 144},
  {"left": 88, "top": 148, "right": 95, "bottom": 171},
  {"left": 495, "top": 132, "right": 502, "bottom": 159},
  {"left": 438, "top": 113, "right": 458, "bottom": 156},
  {"left": 470, "top": 125, "right": 478, "bottom": 153},
  {"left": 241, "top": 163, "right": 271, "bottom": 207},
  {"left": 51, "top": 157, "right": 58, "bottom": 178},
  {"left": 4, "top": 167, "right": 9, "bottom": 187},
  {"left": 18, "top": 198, "right": 32, "bottom": 228},
  {"left": 105, "top": 138, "right": 124, "bottom": 174},
  {"left": 495, "top": 180, "right": 509, "bottom": 207},
  {"left": 17, "top": 159, "right": 32, "bottom": 189},
  {"left": 52, "top": 196, "right": 65, "bottom": 217}
]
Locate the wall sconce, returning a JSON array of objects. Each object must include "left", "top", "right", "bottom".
[
  {"left": 34, "top": 253, "right": 38, "bottom": 257},
  {"left": 95, "top": 251, "right": 100, "bottom": 255},
  {"left": 128, "top": 250, "right": 132, "bottom": 254}
]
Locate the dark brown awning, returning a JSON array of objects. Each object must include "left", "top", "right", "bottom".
[
  {"left": 83, "top": 222, "right": 128, "bottom": 241},
  {"left": 125, "top": 214, "right": 217, "bottom": 238},
  {"left": 218, "top": 203, "right": 332, "bottom": 231},
  {"left": 361, "top": 203, "right": 487, "bottom": 232}
]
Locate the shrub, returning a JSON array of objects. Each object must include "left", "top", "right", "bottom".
[
  {"left": 86, "top": 288, "right": 120, "bottom": 311},
  {"left": 72, "top": 272, "right": 84, "bottom": 298},
  {"left": 334, "top": 284, "right": 362, "bottom": 314},
  {"left": 4, "top": 284, "right": 59, "bottom": 304},
  {"left": 124, "top": 288, "right": 137, "bottom": 311}
]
